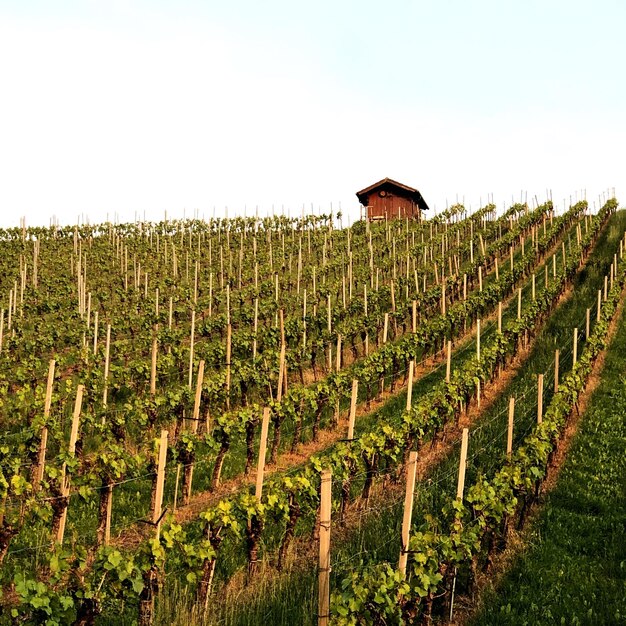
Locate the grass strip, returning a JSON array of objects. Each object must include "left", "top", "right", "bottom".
[{"left": 469, "top": 278, "right": 626, "bottom": 626}]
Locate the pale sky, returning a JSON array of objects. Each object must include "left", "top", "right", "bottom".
[{"left": 0, "top": 0, "right": 624, "bottom": 227}]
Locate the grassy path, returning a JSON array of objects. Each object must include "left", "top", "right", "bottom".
[{"left": 469, "top": 284, "right": 626, "bottom": 626}]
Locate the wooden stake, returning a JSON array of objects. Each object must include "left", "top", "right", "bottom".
[
  {"left": 573, "top": 327, "right": 578, "bottom": 365},
  {"left": 57, "top": 384, "right": 84, "bottom": 544},
  {"left": 192, "top": 360, "right": 205, "bottom": 432},
  {"left": 456, "top": 428, "right": 469, "bottom": 501},
  {"left": 586, "top": 307, "right": 590, "bottom": 339},
  {"left": 446, "top": 340, "right": 451, "bottom": 383},
  {"left": 507, "top": 397, "right": 514, "bottom": 456},
  {"left": 383, "top": 313, "right": 389, "bottom": 344},
  {"left": 347, "top": 380, "right": 358, "bottom": 440},
  {"left": 497, "top": 301, "right": 502, "bottom": 333},
  {"left": 35, "top": 359, "right": 56, "bottom": 490},
  {"left": 92, "top": 311, "right": 98, "bottom": 355},
  {"left": 412, "top": 300, "right": 417, "bottom": 333},
  {"left": 554, "top": 349, "right": 560, "bottom": 393},
  {"left": 103, "top": 325, "right": 111, "bottom": 408},
  {"left": 398, "top": 451, "right": 418, "bottom": 577},
  {"left": 253, "top": 298, "right": 259, "bottom": 358},
  {"left": 318, "top": 469, "right": 332, "bottom": 626},
  {"left": 537, "top": 374, "right": 544, "bottom": 424},
  {"left": 153, "top": 430, "right": 168, "bottom": 539},
  {"left": 188, "top": 311, "right": 196, "bottom": 389},
  {"left": 517, "top": 288, "right": 522, "bottom": 320},
  {"left": 225, "top": 323, "right": 232, "bottom": 405},
  {"left": 406, "top": 360, "right": 414, "bottom": 411},
  {"left": 476, "top": 319, "right": 481, "bottom": 361},
  {"left": 597, "top": 289, "right": 602, "bottom": 322},
  {"left": 255, "top": 408, "right": 270, "bottom": 499},
  {"left": 150, "top": 328, "right": 158, "bottom": 395}
]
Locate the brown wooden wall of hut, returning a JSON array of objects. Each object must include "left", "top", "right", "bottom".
[{"left": 366, "top": 192, "right": 419, "bottom": 220}]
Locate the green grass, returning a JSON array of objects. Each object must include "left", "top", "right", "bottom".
[
  {"left": 184, "top": 211, "right": 626, "bottom": 626},
  {"left": 470, "top": 277, "right": 626, "bottom": 625}
]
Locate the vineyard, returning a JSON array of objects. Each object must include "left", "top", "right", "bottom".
[{"left": 0, "top": 196, "right": 624, "bottom": 626}]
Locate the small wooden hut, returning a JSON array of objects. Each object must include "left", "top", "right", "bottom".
[{"left": 356, "top": 177, "right": 429, "bottom": 221}]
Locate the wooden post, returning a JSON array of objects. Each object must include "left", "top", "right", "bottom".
[
  {"left": 537, "top": 374, "right": 544, "bottom": 424},
  {"left": 406, "top": 361, "right": 414, "bottom": 411},
  {"left": 57, "top": 384, "right": 84, "bottom": 544},
  {"left": 188, "top": 311, "right": 196, "bottom": 389},
  {"left": 412, "top": 300, "right": 417, "bottom": 333},
  {"left": 150, "top": 328, "right": 158, "bottom": 395},
  {"left": 456, "top": 428, "right": 469, "bottom": 501},
  {"left": 153, "top": 430, "right": 168, "bottom": 540},
  {"left": 517, "top": 287, "right": 522, "bottom": 320},
  {"left": 610, "top": 263, "right": 614, "bottom": 290},
  {"left": 347, "top": 379, "right": 358, "bottom": 440},
  {"left": 383, "top": 312, "right": 389, "bottom": 344},
  {"left": 586, "top": 308, "right": 590, "bottom": 339},
  {"left": 318, "top": 469, "right": 332, "bottom": 626},
  {"left": 102, "top": 324, "right": 111, "bottom": 408},
  {"left": 597, "top": 289, "right": 602, "bottom": 322},
  {"left": 398, "top": 451, "right": 418, "bottom": 577},
  {"left": 495, "top": 256, "right": 499, "bottom": 280},
  {"left": 476, "top": 319, "right": 481, "bottom": 361},
  {"left": 497, "top": 301, "right": 502, "bottom": 333},
  {"left": 255, "top": 408, "right": 270, "bottom": 499},
  {"left": 192, "top": 360, "right": 205, "bottom": 431},
  {"left": 93, "top": 311, "right": 98, "bottom": 355},
  {"left": 327, "top": 294, "right": 332, "bottom": 334},
  {"left": 446, "top": 340, "right": 451, "bottom": 383},
  {"left": 573, "top": 327, "right": 578, "bottom": 366},
  {"left": 604, "top": 275, "right": 608, "bottom": 301},
  {"left": 463, "top": 273, "right": 467, "bottom": 300},
  {"left": 441, "top": 281, "right": 446, "bottom": 315},
  {"left": 253, "top": 298, "right": 259, "bottom": 358},
  {"left": 554, "top": 349, "right": 560, "bottom": 393},
  {"left": 225, "top": 323, "right": 232, "bottom": 406},
  {"left": 532, "top": 273, "right": 536, "bottom": 300},
  {"left": 507, "top": 397, "right": 514, "bottom": 456}
]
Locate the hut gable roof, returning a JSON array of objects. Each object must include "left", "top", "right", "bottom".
[{"left": 356, "top": 177, "right": 430, "bottom": 211}]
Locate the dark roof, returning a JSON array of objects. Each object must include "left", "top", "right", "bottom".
[{"left": 356, "top": 177, "right": 430, "bottom": 211}]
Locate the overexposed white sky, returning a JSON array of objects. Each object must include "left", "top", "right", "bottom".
[{"left": 0, "top": 0, "right": 624, "bottom": 227}]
